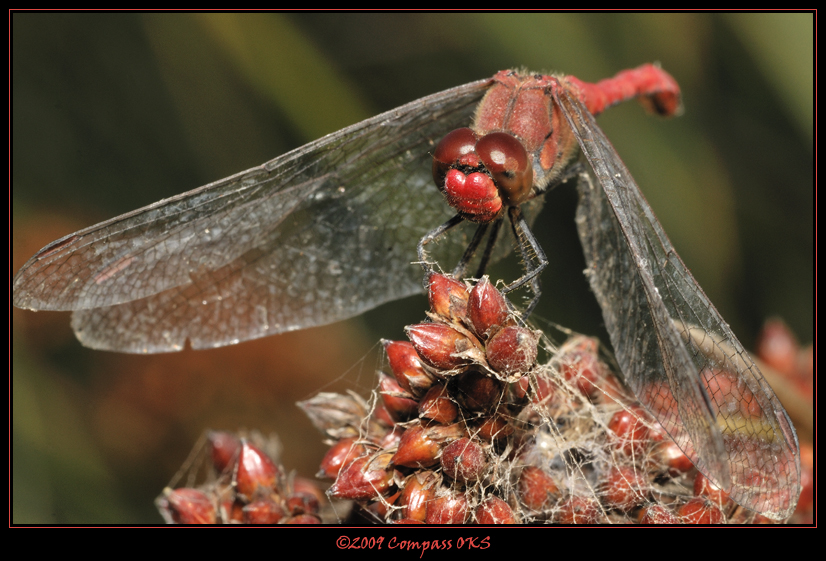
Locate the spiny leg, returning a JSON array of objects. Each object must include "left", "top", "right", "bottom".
[
  {"left": 451, "top": 221, "right": 491, "bottom": 278},
  {"left": 471, "top": 217, "right": 504, "bottom": 279},
  {"left": 502, "top": 205, "right": 548, "bottom": 319}
]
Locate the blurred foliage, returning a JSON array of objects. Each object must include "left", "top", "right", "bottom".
[{"left": 12, "top": 13, "right": 812, "bottom": 523}]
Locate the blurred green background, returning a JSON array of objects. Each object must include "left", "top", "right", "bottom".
[{"left": 12, "top": 13, "right": 812, "bottom": 523}]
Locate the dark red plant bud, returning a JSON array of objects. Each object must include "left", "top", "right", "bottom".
[
  {"left": 329, "top": 453, "right": 395, "bottom": 501},
  {"left": 454, "top": 369, "right": 504, "bottom": 411},
  {"left": 378, "top": 372, "right": 419, "bottom": 422},
  {"left": 418, "top": 384, "right": 459, "bottom": 424},
  {"left": 235, "top": 441, "right": 280, "bottom": 499},
  {"left": 518, "top": 466, "right": 560, "bottom": 511},
  {"left": 207, "top": 431, "right": 241, "bottom": 474},
  {"left": 242, "top": 497, "right": 287, "bottom": 524},
  {"left": 316, "top": 438, "right": 366, "bottom": 479},
  {"left": 159, "top": 488, "right": 217, "bottom": 524},
  {"left": 677, "top": 497, "right": 725, "bottom": 524},
  {"left": 486, "top": 326, "right": 539, "bottom": 376},
  {"left": 399, "top": 470, "right": 439, "bottom": 522},
  {"left": 554, "top": 495, "right": 604, "bottom": 524},
  {"left": 600, "top": 466, "right": 648, "bottom": 512},
  {"left": 693, "top": 472, "right": 731, "bottom": 508},
  {"left": 475, "top": 497, "right": 518, "bottom": 524},
  {"left": 468, "top": 276, "right": 512, "bottom": 338},
  {"left": 428, "top": 273, "right": 469, "bottom": 321},
  {"left": 426, "top": 492, "right": 468, "bottom": 524},
  {"left": 383, "top": 340, "right": 436, "bottom": 396},
  {"left": 406, "top": 323, "right": 472, "bottom": 370},
  {"left": 608, "top": 407, "right": 651, "bottom": 456},
  {"left": 440, "top": 437, "right": 486, "bottom": 483},
  {"left": 638, "top": 504, "right": 680, "bottom": 524}
]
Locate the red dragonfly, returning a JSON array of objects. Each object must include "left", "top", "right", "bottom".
[{"left": 12, "top": 64, "right": 800, "bottom": 520}]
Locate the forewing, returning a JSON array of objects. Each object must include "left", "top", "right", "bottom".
[
  {"left": 557, "top": 86, "right": 801, "bottom": 519},
  {"left": 13, "top": 79, "right": 494, "bottom": 352}
]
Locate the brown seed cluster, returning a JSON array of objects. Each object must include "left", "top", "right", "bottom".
[
  {"left": 156, "top": 431, "right": 327, "bottom": 524},
  {"left": 158, "top": 276, "right": 797, "bottom": 524},
  {"left": 300, "top": 274, "right": 757, "bottom": 524}
]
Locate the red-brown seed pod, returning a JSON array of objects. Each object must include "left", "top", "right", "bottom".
[
  {"left": 475, "top": 496, "right": 518, "bottom": 524},
  {"left": 418, "top": 384, "right": 459, "bottom": 425},
  {"left": 677, "top": 497, "right": 725, "bottom": 524},
  {"left": 392, "top": 422, "right": 465, "bottom": 469},
  {"left": 426, "top": 492, "right": 469, "bottom": 524},
  {"left": 292, "top": 477, "right": 326, "bottom": 509},
  {"left": 600, "top": 466, "right": 648, "bottom": 512},
  {"left": 224, "top": 497, "right": 245, "bottom": 523},
  {"left": 318, "top": 438, "right": 366, "bottom": 479},
  {"left": 649, "top": 439, "right": 694, "bottom": 477},
  {"left": 372, "top": 403, "right": 396, "bottom": 428},
  {"left": 383, "top": 339, "right": 436, "bottom": 397},
  {"left": 638, "top": 504, "right": 680, "bottom": 524},
  {"left": 235, "top": 441, "right": 280, "bottom": 500},
  {"left": 607, "top": 407, "right": 651, "bottom": 457},
  {"left": 378, "top": 372, "right": 419, "bottom": 422},
  {"left": 453, "top": 369, "right": 504, "bottom": 412},
  {"left": 473, "top": 413, "right": 514, "bottom": 442},
  {"left": 518, "top": 466, "right": 560, "bottom": 512},
  {"left": 159, "top": 488, "right": 217, "bottom": 524},
  {"left": 556, "top": 336, "right": 604, "bottom": 398},
  {"left": 486, "top": 326, "right": 539, "bottom": 377},
  {"left": 392, "top": 424, "right": 441, "bottom": 469},
  {"left": 377, "top": 424, "right": 405, "bottom": 451},
  {"left": 406, "top": 323, "right": 472, "bottom": 370},
  {"left": 693, "top": 471, "right": 731, "bottom": 508},
  {"left": 440, "top": 437, "right": 487, "bottom": 483},
  {"left": 329, "top": 453, "right": 396, "bottom": 501},
  {"left": 399, "top": 470, "right": 440, "bottom": 522},
  {"left": 554, "top": 495, "right": 604, "bottom": 524},
  {"left": 242, "top": 497, "right": 287, "bottom": 524},
  {"left": 468, "top": 276, "right": 512, "bottom": 339},
  {"left": 394, "top": 518, "right": 426, "bottom": 524},
  {"left": 287, "top": 491, "right": 320, "bottom": 516},
  {"left": 207, "top": 431, "right": 241, "bottom": 474},
  {"left": 427, "top": 273, "right": 470, "bottom": 322},
  {"left": 530, "top": 371, "right": 558, "bottom": 405}
]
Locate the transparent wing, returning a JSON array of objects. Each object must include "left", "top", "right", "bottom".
[
  {"left": 13, "top": 79, "right": 495, "bottom": 353},
  {"left": 557, "top": 87, "right": 801, "bottom": 519}
]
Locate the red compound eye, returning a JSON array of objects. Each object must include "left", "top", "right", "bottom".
[
  {"left": 475, "top": 132, "right": 533, "bottom": 205},
  {"left": 432, "top": 127, "right": 479, "bottom": 187}
]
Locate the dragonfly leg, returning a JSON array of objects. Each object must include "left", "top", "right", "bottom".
[
  {"left": 451, "top": 221, "right": 491, "bottom": 278},
  {"left": 502, "top": 206, "right": 548, "bottom": 319},
  {"left": 417, "top": 213, "right": 466, "bottom": 281},
  {"left": 471, "top": 217, "right": 504, "bottom": 279}
]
